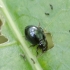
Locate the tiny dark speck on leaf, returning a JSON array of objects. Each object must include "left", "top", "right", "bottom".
[
  {"left": 45, "top": 13, "right": 50, "bottom": 15},
  {"left": 69, "top": 30, "right": 70, "bottom": 32},
  {"left": 31, "top": 58, "right": 35, "bottom": 64},
  {"left": 50, "top": 4, "right": 53, "bottom": 10}
]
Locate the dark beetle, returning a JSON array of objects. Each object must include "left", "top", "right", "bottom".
[{"left": 25, "top": 25, "right": 48, "bottom": 55}]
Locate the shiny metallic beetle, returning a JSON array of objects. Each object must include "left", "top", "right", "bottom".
[{"left": 25, "top": 25, "right": 48, "bottom": 55}]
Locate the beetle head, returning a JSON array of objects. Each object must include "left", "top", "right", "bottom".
[{"left": 39, "top": 40, "right": 48, "bottom": 52}]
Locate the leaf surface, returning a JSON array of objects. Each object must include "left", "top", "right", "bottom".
[{"left": 0, "top": 0, "right": 70, "bottom": 70}]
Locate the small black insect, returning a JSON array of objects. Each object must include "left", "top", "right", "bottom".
[
  {"left": 45, "top": 13, "right": 50, "bottom": 15},
  {"left": 20, "top": 54, "right": 26, "bottom": 61},
  {"left": 31, "top": 58, "right": 35, "bottom": 64},
  {"left": 25, "top": 25, "right": 48, "bottom": 56},
  {"left": 50, "top": 4, "right": 53, "bottom": 10}
]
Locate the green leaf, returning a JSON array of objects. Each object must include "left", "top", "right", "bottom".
[
  {"left": 0, "top": 0, "right": 70, "bottom": 70},
  {"left": 0, "top": 10, "right": 33, "bottom": 70}
]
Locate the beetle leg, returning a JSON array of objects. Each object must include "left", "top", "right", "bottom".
[
  {"left": 36, "top": 46, "right": 39, "bottom": 56},
  {"left": 42, "top": 49, "right": 44, "bottom": 53}
]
